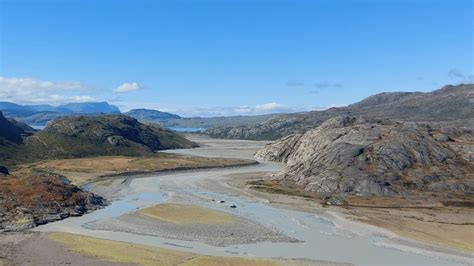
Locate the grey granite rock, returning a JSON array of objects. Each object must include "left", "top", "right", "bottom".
[{"left": 256, "top": 116, "right": 473, "bottom": 198}]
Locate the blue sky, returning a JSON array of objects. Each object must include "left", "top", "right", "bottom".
[{"left": 0, "top": 0, "right": 472, "bottom": 117}]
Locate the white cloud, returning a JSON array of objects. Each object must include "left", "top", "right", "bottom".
[
  {"left": 309, "top": 103, "right": 347, "bottom": 111},
  {"left": 0, "top": 76, "right": 95, "bottom": 104},
  {"left": 286, "top": 80, "right": 304, "bottom": 87},
  {"left": 255, "top": 102, "right": 288, "bottom": 112},
  {"left": 114, "top": 82, "right": 140, "bottom": 93}
]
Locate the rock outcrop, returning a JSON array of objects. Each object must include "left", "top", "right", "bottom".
[
  {"left": 0, "top": 172, "right": 105, "bottom": 231},
  {"left": 255, "top": 116, "right": 474, "bottom": 199}
]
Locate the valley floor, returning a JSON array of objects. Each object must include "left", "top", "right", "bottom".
[{"left": 1, "top": 135, "right": 473, "bottom": 265}]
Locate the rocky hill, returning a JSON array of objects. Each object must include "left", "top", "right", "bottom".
[
  {"left": 0, "top": 112, "right": 35, "bottom": 166},
  {"left": 0, "top": 114, "right": 198, "bottom": 167},
  {"left": 208, "top": 84, "right": 474, "bottom": 140},
  {"left": 126, "top": 108, "right": 181, "bottom": 123},
  {"left": 0, "top": 171, "right": 105, "bottom": 231},
  {"left": 350, "top": 84, "right": 474, "bottom": 121},
  {"left": 0, "top": 113, "right": 109, "bottom": 231},
  {"left": 0, "top": 114, "right": 198, "bottom": 231},
  {"left": 0, "top": 112, "right": 34, "bottom": 143},
  {"left": 23, "top": 115, "right": 198, "bottom": 160},
  {"left": 255, "top": 116, "right": 474, "bottom": 203}
]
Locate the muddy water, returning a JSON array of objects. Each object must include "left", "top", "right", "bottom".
[{"left": 35, "top": 136, "right": 471, "bottom": 265}]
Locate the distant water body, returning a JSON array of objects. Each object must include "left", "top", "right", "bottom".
[
  {"left": 31, "top": 125, "right": 46, "bottom": 130},
  {"left": 168, "top": 127, "right": 206, "bottom": 133},
  {"left": 30, "top": 125, "right": 204, "bottom": 132}
]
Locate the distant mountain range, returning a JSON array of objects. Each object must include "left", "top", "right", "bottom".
[
  {"left": 207, "top": 84, "right": 474, "bottom": 140},
  {"left": 0, "top": 101, "right": 120, "bottom": 114},
  {"left": 0, "top": 102, "right": 120, "bottom": 126},
  {"left": 125, "top": 109, "right": 277, "bottom": 129},
  {"left": 125, "top": 108, "right": 182, "bottom": 122},
  {"left": 0, "top": 102, "right": 276, "bottom": 129},
  {"left": 1, "top": 84, "right": 472, "bottom": 137}
]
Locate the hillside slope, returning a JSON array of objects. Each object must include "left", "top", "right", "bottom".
[
  {"left": 0, "top": 112, "right": 35, "bottom": 167},
  {"left": 255, "top": 116, "right": 474, "bottom": 202},
  {"left": 0, "top": 112, "right": 34, "bottom": 143},
  {"left": 208, "top": 84, "right": 474, "bottom": 140},
  {"left": 23, "top": 115, "right": 198, "bottom": 160}
]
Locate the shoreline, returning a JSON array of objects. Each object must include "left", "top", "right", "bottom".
[
  {"left": 3, "top": 135, "right": 472, "bottom": 265},
  {"left": 222, "top": 172, "right": 474, "bottom": 264}
]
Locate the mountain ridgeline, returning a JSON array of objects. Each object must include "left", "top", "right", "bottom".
[
  {"left": 125, "top": 109, "right": 182, "bottom": 123},
  {"left": 0, "top": 101, "right": 277, "bottom": 130},
  {"left": 0, "top": 113, "right": 35, "bottom": 167},
  {"left": 0, "top": 102, "right": 120, "bottom": 126},
  {"left": 0, "top": 113, "right": 197, "bottom": 167},
  {"left": 208, "top": 84, "right": 474, "bottom": 140}
]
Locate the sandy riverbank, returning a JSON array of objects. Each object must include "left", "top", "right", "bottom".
[
  {"left": 224, "top": 171, "right": 474, "bottom": 255},
  {"left": 86, "top": 203, "right": 299, "bottom": 246},
  {"left": 0, "top": 232, "right": 331, "bottom": 266},
  {"left": 2, "top": 135, "right": 472, "bottom": 265}
]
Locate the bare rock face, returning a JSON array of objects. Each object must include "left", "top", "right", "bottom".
[
  {"left": 255, "top": 116, "right": 473, "bottom": 198},
  {"left": 0, "top": 166, "right": 8, "bottom": 176}
]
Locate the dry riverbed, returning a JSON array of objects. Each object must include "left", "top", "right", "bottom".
[
  {"left": 0, "top": 232, "right": 324, "bottom": 266},
  {"left": 1, "top": 135, "right": 473, "bottom": 265},
  {"left": 14, "top": 153, "right": 256, "bottom": 185},
  {"left": 236, "top": 173, "right": 474, "bottom": 253}
]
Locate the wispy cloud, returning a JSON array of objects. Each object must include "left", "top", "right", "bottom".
[
  {"left": 310, "top": 82, "right": 344, "bottom": 94},
  {"left": 314, "top": 83, "right": 329, "bottom": 89},
  {"left": 114, "top": 82, "right": 141, "bottom": 93},
  {"left": 448, "top": 68, "right": 474, "bottom": 83},
  {"left": 286, "top": 80, "right": 304, "bottom": 87},
  {"left": 309, "top": 103, "right": 347, "bottom": 111},
  {"left": 0, "top": 76, "right": 95, "bottom": 104},
  {"left": 314, "top": 82, "right": 343, "bottom": 89}
]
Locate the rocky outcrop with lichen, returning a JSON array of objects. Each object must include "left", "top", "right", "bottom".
[
  {"left": 0, "top": 172, "right": 105, "bottom": 231},
  {"left": 255, "top": 116, "right": 474, "bottom": 199}
]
